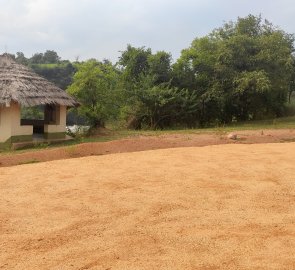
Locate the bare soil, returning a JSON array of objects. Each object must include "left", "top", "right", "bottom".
[
  {"left": 0, "top": 142, "right": 295, "bottom": 269},
  {"left": 0, "top": 128, "right": 295, "bottom": 167}
]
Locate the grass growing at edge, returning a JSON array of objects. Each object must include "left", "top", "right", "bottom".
[
  {"left": 1, "top": 115, "right": 295, "bottom": 155},
  {"left": 17, "top": 159, "right": 40, "bottom": 165}
]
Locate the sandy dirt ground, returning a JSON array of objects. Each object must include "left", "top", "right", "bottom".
[
  {"left": 0, "top": 128, "right": 295, "bottom": 167},
  {"left": 0, "top": 143, "right": 294, "bottom": 270}
]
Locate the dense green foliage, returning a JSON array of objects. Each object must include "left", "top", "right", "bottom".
[
  {"left": 30, "top": 62, "right": 76, "bottom": 90},
  {"left": 67, "top": 60, "right": 121, "bottom": 127},
  {"left": 117, "top": 15, "right": 295, "bottom": 128},
  {"left": 118, "top": 46, "right": 199, "bottom": 128},
  {"left": 21, "top": 106, "right": 44, "bottom": 120},
  {"left": 172, "top": 15, "right": 295, "bottom": 126},
  {"left": 9, "top": 15, "right": 295, "bottom": 129},
  {"left": 13, "top": 51, "right": 76, "bottom": 90}
]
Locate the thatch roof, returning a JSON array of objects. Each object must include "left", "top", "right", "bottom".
[{"left": 0, "top": 54, "right": 78, "bottom": 107}]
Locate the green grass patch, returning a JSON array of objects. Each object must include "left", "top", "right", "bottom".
[
  {"left": 0, "top": 115, "right": 294, "bottom": 155},
  {"left": 18, "top": 159, "right": 40, "bottom": 165},
  {"left": 29, "top": 63, "right": 70, "bottom": 69}
]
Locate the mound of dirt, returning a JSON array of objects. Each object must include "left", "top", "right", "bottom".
[{"left": 0, "top": 143, "right": 294, "bottom": 269}]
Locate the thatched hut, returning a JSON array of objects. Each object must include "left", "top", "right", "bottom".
[{"left": 0, "top": 53, "right": 78, "bottom": 148}]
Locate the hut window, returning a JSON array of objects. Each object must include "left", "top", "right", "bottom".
[
  {"left": 20, "top": 106, "right": 45, "bottom": 131},
  {"left": 21, "top": 106, "right": 44, "bottom": 120}
]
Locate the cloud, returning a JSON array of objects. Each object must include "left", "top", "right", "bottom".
[{"left": 0, "top": 0, "right": 294, "bottom": 62}]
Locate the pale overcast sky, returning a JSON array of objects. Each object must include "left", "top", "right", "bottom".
[{"left": 0, "top": 0, "right": 294, "bottom": 62}]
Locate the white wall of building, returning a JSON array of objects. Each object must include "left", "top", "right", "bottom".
[
  {"left": 0, "top": 103, "right": 33, "bottom": 142},
  {"left": 10, "top": 103, "right": 33, "bottom": 137},
  {"left": 44, "top": 105, "right": 67, "bottom": 134}
]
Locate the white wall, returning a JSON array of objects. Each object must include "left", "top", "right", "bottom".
[
  {"left": 44, "top": 105, "right": 67, "bottom": 133},
  {"left": 11, "top": 103, "right": 33, "bottom": 137},
  {"left": 0, "top": 103, "right": 33, "bottom": 142},
  {"left": 0, "top": 105, "right": 12, "bottom": 142}
]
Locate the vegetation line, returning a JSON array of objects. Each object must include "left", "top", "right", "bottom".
[{"left": 8, "top": 14, "right": 295, "bottom": 133}]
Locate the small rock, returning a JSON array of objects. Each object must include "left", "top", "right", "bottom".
[{"left": 227, "top": 133, "right": 238, "bottom": 140}]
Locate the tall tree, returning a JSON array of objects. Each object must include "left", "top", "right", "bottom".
[
  {"left": 67, "top": 60, "right": 120, "bottom": 127},
  {"left": 175, "top": 14, "right": 294, "bottom": 123},
  {"left": 43, "top": 50, "right": 60, "bottom": 64},
  {"left": 118, "top": 45, "right": 152, "bottom": 85},
  {"left": 148, "top": 51, "right": 172, "bottom": 84},
  {"left": 15, "top": 52, "right": 28, "bottom": 65},
  {"left": 30, "top": 53, "right": 44, "bottom": 64},
  {"left": 118, "top": 45, "right": 199, "bottom": 129}
]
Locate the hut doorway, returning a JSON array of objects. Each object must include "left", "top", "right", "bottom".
[{"left": 44, "top": 105, "right": 59, "bottom": 126}]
